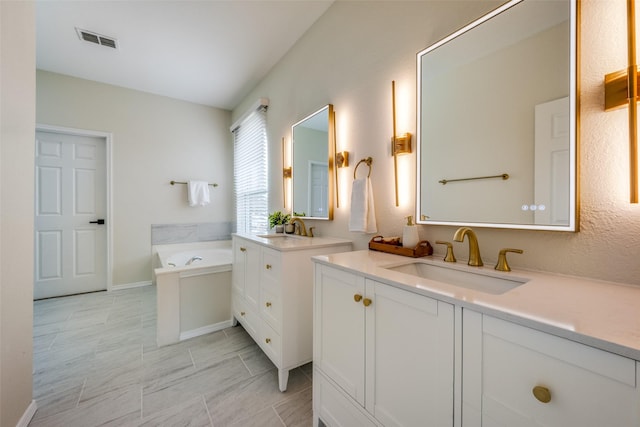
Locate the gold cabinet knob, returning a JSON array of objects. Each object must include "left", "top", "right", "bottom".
[
  {"left": 240, "top": 311, "right": 245, "bottom": 316},
  {"left": 265, "top": 338, "right": 271, "bottom": 344},
  {"left": 532, "top": 385, "right": 551, "bottom": 403},
  {"left": 265, "top": 264, "right": 272, "bottom": 270},
  {"left": 265, "top": 302, "right": 272, "bottom": 307},
  {"left": 354, "top": 294, "right": 363, "bottom": 303},
  {"left": 240, "top": 247, "right": 247, "bottom": 252},
  {"left": 363, "top": 298, "right": 372, "bottom": 307}
]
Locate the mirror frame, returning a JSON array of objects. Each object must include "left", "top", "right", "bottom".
[
  {"left": 291, "top": 104, "right": 335, "bottom": 220},
  {"left": 416, "top": 0, "right": 580, "bottom": 231}
]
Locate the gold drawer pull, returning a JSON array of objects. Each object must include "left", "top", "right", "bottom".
[
  {"left": 240, "top": 247, "right": 247, "bottom": 252},
  {"left": 265, "top": 264, "right": 272, "bottom": 270},
  {"left": 532, "top": 386, "right": 551, "bottom": 403},
  {"left": 240, "top": 311, "right": 245, "bottom": 316},
  {"left": 363, "top": 298, "right": 372, "bottom": 307},
  {"left": 265, "top": 302, "right": 272, "bottom": 307},
  {"left": 265, "top": 338, "right": 271, "bottom": 344},
  {"left": 354, "top": 294, "right": 363, "bottom": 303}
]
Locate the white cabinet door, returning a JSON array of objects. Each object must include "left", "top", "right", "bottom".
[
  {"left": 366, "top": 279, "right": 455, "bottom": 427},
  {"left": 314, "top": 265, "right": 366, "bottom": 406},
  {"left": 232, "top": 239, "right": 247, "bottom": 295},
  {"left": 244, "top": 241, "right": 261, "bottom": 309},
  {"left": 314, "top": 266, "right": 455, "bottom": 427}
]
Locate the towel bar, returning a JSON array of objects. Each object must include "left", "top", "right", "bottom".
[{"left": 170, "top": 180, "right": 218, "bottom": 187}]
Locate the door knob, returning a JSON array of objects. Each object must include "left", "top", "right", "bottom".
[
  {"left": 354, "top": 294, "right": 363, "bottom": 302},
  {"left": 89, "top": 219, "right": 105, "bottom": 225}
]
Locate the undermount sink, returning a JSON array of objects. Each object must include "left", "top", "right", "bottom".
[{"left": 385, "top": 261, "right": 528, "bottom": 295}]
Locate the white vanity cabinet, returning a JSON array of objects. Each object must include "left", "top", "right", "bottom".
[
  {"left": 232, "top": 234, "right": 351, "bottom": 392},
  {"left": 462, "top": 310, "right": 640, "bottom": 427},
  {"left": 313, "top": 264, "right": 455, "bottom": 427}
]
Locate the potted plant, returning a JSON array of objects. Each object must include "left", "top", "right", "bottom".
[{"left": 268, "top": 211, "right": 291, "bottom": 233}]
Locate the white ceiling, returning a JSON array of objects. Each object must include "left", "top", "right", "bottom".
[{"left": 36, "top": 1, "right": 334, "bottom": 110}]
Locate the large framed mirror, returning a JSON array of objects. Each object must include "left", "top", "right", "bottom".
[
  {"left": 291, "top": 104, "right": 335, "bottom": 220},
  {"left": 417, "top": 0, "right": 578, "bottom": 231}
]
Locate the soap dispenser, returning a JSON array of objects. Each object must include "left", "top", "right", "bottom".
[{"left": 402, "top": 215, "right": 419, "bottom": 248}]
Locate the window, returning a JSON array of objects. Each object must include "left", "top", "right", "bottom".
[{"left": 232, "top": 102, "right": 268, "bottom": 234}]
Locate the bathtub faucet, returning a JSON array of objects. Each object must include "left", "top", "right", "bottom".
[{"left": 185, "top": 256, "right": 203, "bottom": 266}]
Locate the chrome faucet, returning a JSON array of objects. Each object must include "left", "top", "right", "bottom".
[
  {"left": 453, "top": 227, "right": 483, "bottom": 266},
  {"left": 289, "top": 217, "right": 307, "bottom": 236},
  {"left": 186, "top": 256, "right": 203, "bottom": 266}
]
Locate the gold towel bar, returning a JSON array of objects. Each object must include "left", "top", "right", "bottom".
[
  {"left": 170, "top": 180, "right": 218, "bottom": 187},
  {"left": 439, "top": 173, "right": 508, "bottom": 185},
  {"left": 353, "top": 157, "right": 373, "bottom": 180}
]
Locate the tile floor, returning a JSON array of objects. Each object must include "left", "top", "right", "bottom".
[{"left": 31, "top": 286, "right": 313, "bottom": 426}]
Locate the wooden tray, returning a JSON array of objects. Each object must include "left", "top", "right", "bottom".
[{"left": 368, "top": 236, "right": 433, "bottom": 258}]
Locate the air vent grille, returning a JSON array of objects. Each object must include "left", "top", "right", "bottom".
[{"left": 75, "top": 28, "right": 118, "bottom": 49}]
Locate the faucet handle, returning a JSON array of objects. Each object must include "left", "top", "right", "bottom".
[
  {"left": 435, "top": 241, "right": 456, "bottom": 263},
  {"left": 495, "top": 248, "right": 523, "bottom": 272},
  {"left": 308, "top": 227, "right": 315, "bottom": 238}
]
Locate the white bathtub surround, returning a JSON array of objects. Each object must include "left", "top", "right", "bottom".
[{"left": 155, "top": 240, "right": 232, "bottom": 346}]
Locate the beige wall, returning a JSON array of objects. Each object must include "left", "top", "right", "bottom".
[
  {"left": 1, "top": 2, "right": 35, "bottom": 426},
  {"left": 233, "top": 0, "right": 640, "bottom": 286},
  {"left": 36, "top": 71, "right": 233, "bottom": 286}
]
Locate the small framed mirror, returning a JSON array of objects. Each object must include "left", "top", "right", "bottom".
[
  {"left": 417, "top": 0, "right": 578, "bottom": 231},
  {"left": 291, "top": 104, "right": 335, "bottom": 220}
]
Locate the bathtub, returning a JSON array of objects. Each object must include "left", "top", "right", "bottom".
[{"left": 154, "top": 240, "right": 232, "bottom": 346}]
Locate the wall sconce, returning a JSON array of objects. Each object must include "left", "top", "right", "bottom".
[
  {"left": 336, "top": 151, "right": 349, "bottom": 168},
  {"left": 282, "top": 137, "right": 292, "bottom": 209},
  {"left": 391, "top": 80, "right": 413, "bottom": 206},
  {"left": 604, "top": 0, "right": 639, "bottom": 203}
]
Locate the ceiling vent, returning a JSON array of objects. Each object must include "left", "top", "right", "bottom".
[{"left": 75, "top": 28, "right": 118, "bottom": 49}]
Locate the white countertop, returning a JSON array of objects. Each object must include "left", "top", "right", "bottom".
[
  {"left": 312, "top": 250, "right": 640, "bottom": 361},
  {"left": 233, "top": 232, "right": 352, "bottom": 251}
]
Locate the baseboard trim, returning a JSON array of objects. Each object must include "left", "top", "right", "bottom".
[
  {"left": 179, "top": 319, "right": 233, "bottom": 341},
  {"left": 110, "top": 281, "right": 153, "bottom": 291},
  {"left": 16, "top": 400, "right": 37, "bottom": 427}
]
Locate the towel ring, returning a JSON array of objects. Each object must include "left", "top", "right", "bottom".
[{"left": 354, "top": 157, "right": 373, "bottom": 180}]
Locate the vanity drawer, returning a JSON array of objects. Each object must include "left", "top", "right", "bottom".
[
  {"left": 480, "top": 316, "right": 639, "bottom": 426},
  {"left": 260, "top": 321, "right": 282, "bottom": 365},
  {"left": 232, "top": 292, "right": 258, "bottom": 340},
  {"left": 260, "top": 286, "right": 282, "bottom": 332},
  {"left": 261, "top": 248, "right": 282, "bottom": 282}
]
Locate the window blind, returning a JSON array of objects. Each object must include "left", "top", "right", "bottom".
[{"left": 233, "top": 106, "right": 268, "bottom": 234}]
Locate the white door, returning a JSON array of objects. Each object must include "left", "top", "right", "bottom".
[
  {"left": 309, "top": 161, "right": 328, "bottom": 217},
  {"left": 534, "top": 97, "right": 570, "bottom": 226},
  {"left": 35, "top": 130, "right": 107, "bottom": 299}
]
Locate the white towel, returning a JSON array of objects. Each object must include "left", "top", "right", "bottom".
[
  {"left": 349, "top": 177, "right": 377, "bottom": 233},
  {"left": 187, "top": 180, "right": 210, "bottom": 207}
]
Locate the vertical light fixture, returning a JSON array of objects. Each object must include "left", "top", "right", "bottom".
[
  {"left": 391, "top": 80, "right": 412, "bottom": 206},
  {"left": 604, "top": 0, "right": 639, "bottom": 203},
  {"left": 282, "top": 137, "right": 292, "bottom": 209}
]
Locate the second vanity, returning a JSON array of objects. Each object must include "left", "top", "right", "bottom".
[
  {"left": 231, "top": 232, "right": 351, "bottom": 392},
  {"left": 312, "top": 250, "right": 640, "bottom": 427}
]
